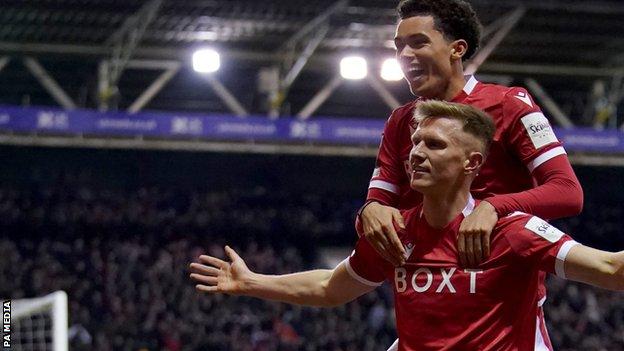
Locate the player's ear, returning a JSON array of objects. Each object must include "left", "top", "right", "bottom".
[
  {"left": 464, "top": 151, "right": 484, "bottom": 175},
  {"left": 450, "top": 40, "right": 468, "bottom": 61}
]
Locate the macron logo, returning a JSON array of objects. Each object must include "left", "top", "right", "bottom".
[
  {"left": 514, "top": 91, "right": 533, "bottom": 107},
  {"left": 404, "top": 242, "right": 415, "bottom": 259}
]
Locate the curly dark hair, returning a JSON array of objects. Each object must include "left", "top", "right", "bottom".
[{"left": 397, "top": 0, "right": 482, "bottom": 61}]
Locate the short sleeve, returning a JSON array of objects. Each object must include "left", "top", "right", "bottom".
[
  {"left": 346, "top": 237, "right": 390, "bottom": 286},
  {"left": 503, "top": 215, "right": 579, "bottom": 278},
  {"left": 367, "top": 110, "right": 407, "bottom": 206},
  {"left": 504, "top": 88, "right": 566, "bottom": 172}
]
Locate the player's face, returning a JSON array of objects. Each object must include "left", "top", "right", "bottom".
[
  {"left": 395, "top": 16, "right": 456, "bottom": 99},
  {"left": 408, "top": 118, "right": 470, "bottom": 193}
]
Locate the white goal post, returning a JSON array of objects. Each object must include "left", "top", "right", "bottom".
[{"left": 11, "top": 290, "right": 68, "bottom": 351}]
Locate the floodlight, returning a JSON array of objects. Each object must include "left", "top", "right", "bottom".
[
  {"left": 381, "top": 58, "right": 403, "bottom": 81},
  {"left": 340, "top": 56, "right": 368, "bottom": 80},
  {"left": 192, "top": 48, "right": 220, "bottom": 73}
]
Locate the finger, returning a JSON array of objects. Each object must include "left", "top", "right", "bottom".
[
  {"left": 370, "top": 239, "right": 400, "bottom": 266},
  {"left": 457, "top": 233, "right": 467, "bottom": 267},
  {"left": 378, "top": 228, "right": 404, "bottom": 265},
  {"left": 355, "top": 217, "right": 364, "bottom": 238},
  {"left": 473, "top": 233, "right": 483, "bottom": 265},
  {"left": 465, "top": 233, "right": 475, "bottom": 267},
  {"left": 198, "top": 255, "right": 228, "bottom": 269},
  {"left": 365, "top": 226, "right": 401, "bottom": 266},
  {"left": 190, "top": 273, "right": 218, "bottom": 285},
  {"left": 381, "top": 224, "right": 405, "bottom": 263},
  {"left": 189, "top": 263, "right": 220, "bottom": 276},
  {"left": 387, "top": 231, "right": 407, "bottom": 263},
  {"left": 483, "top": 231, "right": 492, "bottom": 258},
  {"left": 196, "top": 284, "right": 218, "bottom": 293},
  {"left": 392, "top": 210, "right": 406, "bottom": 230},
  {"left": 224, "top": 245, "right": 241, "bottom": 262},
  {"left": 390, "top": 212, "right": 407, "bottom": 257}
]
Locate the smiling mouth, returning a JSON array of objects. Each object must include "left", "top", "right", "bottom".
[
  {"left": 412, "top": 166, "right": 429, "bottom": 173},
  {"left": 406, "top": 68, "right": 425, "bottom": 80}
]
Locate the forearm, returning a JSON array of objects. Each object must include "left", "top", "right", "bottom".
[
  {"left": 366, "top": 188, "right": 398, "bottom": 207},
  {"left": 244, "top": 269, "right": 339, "bottom": 307},
  {"left": 606, "top": 251, "right": 624, "bottom": 291},
  {"left": 487, "top": 156, "right": 583, "bottom": 219},
  {"left": 564, "top": 246, "right": 624, "bottom": 291}
]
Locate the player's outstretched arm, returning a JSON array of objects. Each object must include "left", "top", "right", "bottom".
[
  {"left": 189, "top": 246, "right": 376, "bottom": 307},
  {"left": 564, "top": 245, "right": 624, "bottom": 291}
]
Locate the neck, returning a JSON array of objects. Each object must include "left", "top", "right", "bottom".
[
  {"left": 440, "top": 67, "right": 468, "bottom": 101},
  {"left": 422, "top": 183, "right": 472, "bottom": 229}
]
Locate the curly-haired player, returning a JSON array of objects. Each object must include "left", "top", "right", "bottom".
[{"left": 357, "top": 0, "right": 583, "bottom": 348}]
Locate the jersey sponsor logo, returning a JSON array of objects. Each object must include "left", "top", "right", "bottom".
[
  {"left": 521, "top": 112, "right": 558, "bottom": 149},
  {"left": 394, "top": 267, "right": 483, "bottom": 294},
  {"left": 514, "top": 91, "right": 534, "bottom": 107},
  {"left": 525, "top": 216, "right": 565, "bottom": 243}
]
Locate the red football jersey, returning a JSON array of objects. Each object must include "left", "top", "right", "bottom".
[
  {"left": 346, "top": 198, "right": 578, "bottom": 351},
  {"left": 367, "top": 76, "right": 566, "bottom": 210}
]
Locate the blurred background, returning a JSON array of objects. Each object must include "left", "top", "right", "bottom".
[{"left": 1, "top": 0, "right": 624, "bottom": 350}]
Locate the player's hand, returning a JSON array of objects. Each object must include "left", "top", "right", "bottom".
[
  {"left": 457, "top": 201, "right": 498, "bottom": 267},
  {"left": 190, "top": 246, "right": 253, "bottom": 295},
  {"left": 360, "top": 202, "right": 407, "bottom": 266}
]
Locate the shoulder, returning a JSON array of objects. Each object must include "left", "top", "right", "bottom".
[
  {"left": 400, "top": 206, "right": 423, "bottom": 230},
  {"left": 473, "top": 83, "right": 539, "bottom": 113},
  {"left": 496, "top": 212, "right": 566, "bottom": 243},
  {"left": 495, "top": 211, "right": 532, "bottom": 232},
  {"left": 468, "top": 82, "right": 508, "bottom": 106},
  {"left": 388, "top": 101, "right": 417, "bottom": 125},
  {"left": 382, "top": 101, "right": 417, "bottom": 139}
]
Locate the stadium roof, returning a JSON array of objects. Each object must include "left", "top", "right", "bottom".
[{"left": 1, "top": 0, "right": 623, "bottom": 127}]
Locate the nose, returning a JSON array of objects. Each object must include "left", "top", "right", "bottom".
[
  {"left": 409, "top": 144, "right": 426, "bottom": 165},
  {"left": 398, "top": 45, "right": 416, "bottom": 60}
]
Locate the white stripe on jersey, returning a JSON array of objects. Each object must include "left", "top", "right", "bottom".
[
  {"left": 369, "top": 180, "right": 399, "bottom": 194},
  {"left": 342, "top": 258, "right": 383, "bottom": 287},
  {"left": 527, "top": 146, "right": 567, "bottom": 173},
  {"left": 555, "top": 240, "right": 580, "bottom": 279},
  {"left": 534, "top": 314, "right": 551, "bottom": 350}
]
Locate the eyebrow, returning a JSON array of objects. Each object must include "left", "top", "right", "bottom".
[{"left": 394, "top": 33, "right": 430, "bottom": 43}]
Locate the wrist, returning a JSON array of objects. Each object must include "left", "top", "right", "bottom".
[
  {"left": 240, "top": 272, "right": 261, "bottom": 294},
  {"left": 482, "top": 199, "right": 500, "bottom": 217},
  {"left": 358, "top": 200, "right": 379, "bottom": 218}
]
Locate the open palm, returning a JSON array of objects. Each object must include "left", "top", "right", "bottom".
[{"left": 189, "top": 246, "right": 252, "bottom": 295}]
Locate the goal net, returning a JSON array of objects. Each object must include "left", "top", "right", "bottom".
[{"left": 11, "top": 291, "right": 68, "bottom": 351}]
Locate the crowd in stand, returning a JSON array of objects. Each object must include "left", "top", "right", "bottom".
[{"left": 1, "top": 177, "right": 623, "bottom": 350}]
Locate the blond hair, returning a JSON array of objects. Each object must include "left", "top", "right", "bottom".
[{"left": 413, "top": 100, "right": 495, "bottom": 153}]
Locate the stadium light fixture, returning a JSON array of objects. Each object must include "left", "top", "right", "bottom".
[
  {"left": 192, "top": 48, "right": 220, "bottom": 73},
  {"left": 381, "top": 58, "right": 404, "bottom": 81},
  {"left": 340, "top": 56, "right": 368, "bottom": 80}
]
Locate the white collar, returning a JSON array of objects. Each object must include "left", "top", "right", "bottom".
[
  {"left": 419, "top": 194, "right": 476, "bottom": 218},
  {"left": 462, "top": 194, "right": 476, "bottom": 217},
  {"left": 462, "top": 75, "right": 478, "bottom": 95}
]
